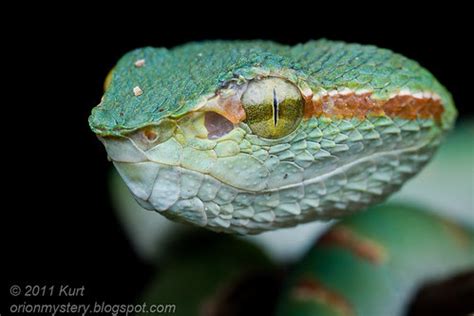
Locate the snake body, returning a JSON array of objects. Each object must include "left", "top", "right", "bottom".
[
  {"left": 89, "top": 40, "right": 456, "bottom": 234},
  {"left": 277, "top": 204, "right": 474, "bottom": 316}
]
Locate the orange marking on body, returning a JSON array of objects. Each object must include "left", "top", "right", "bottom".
[
  {"left": 304, "top": 92, "right": 444, "bottom": 122},
  {"left": 292, "top": 277, "right": 354, "bottom": 316},
  {"left": 439, "top": 218, "right": 471, "bottom": 248},
  {"left": 383, "top": 95, "right": 444, "bottom": 121},
  {"left": 319, "top": 226, "right": 388, "bottom": 264}
]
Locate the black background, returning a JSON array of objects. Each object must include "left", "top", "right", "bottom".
[{"left": 4, "top": 5, "right": 472, "bottom": 312}]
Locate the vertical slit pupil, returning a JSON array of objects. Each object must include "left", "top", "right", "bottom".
[{"left": 272, "top": 88, "right": 279, "bottom": 126}]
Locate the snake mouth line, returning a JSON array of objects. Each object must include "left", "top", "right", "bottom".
[
  {"left": 112, "top": 137, "right": 433, "bottom": 197},
  {"left": 114, "top": 159, "right": 256, "bottom": 193},
  {"left": 264, "top": 139, "right": 432, "bottom": 193}
]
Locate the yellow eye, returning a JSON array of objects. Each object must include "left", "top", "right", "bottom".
[{"left": 241, "top": 77, "right": 304, "bottom": 139}]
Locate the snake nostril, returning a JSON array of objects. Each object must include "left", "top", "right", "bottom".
[
  {"left": 128, "top": 120, "right": 176, "bottom": 151},
  {"left": 144, "top": 129, "right": 158, "bottom": 142},
  {"left": 205, "top": 111, "right": 234, "bottom": 139}
]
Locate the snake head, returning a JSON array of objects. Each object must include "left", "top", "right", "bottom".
[{"left": 89, "top": 40, "right": 456, "bottom": 234}]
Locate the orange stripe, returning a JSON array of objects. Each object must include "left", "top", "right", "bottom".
[
  {"left": 304, "top": 92, "right": 444, "bottom": 122},
  {"left": 439, "top": 218, "right": 471, "bottom": 249},
  {"left": 292, "top": 277, "right": 354, "bottom": 316},
  {"left": 319, "top": 226, "right": 388, "bottom": 264}
]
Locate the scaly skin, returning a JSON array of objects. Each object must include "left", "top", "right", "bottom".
[
  {"left": 89, "top": 40, "right": 456, "bottom": 234},
  {"left": 276, "top": 204, "right": 474, "bottom": 316}
]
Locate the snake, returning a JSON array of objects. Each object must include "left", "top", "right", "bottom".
[
  {"left": 276, "top": 204, "right": 474, "bottom": 316},
  {"left": 89, "top": 40, "right": 456, "bottom": 234},
  {"left": 137, "top": 203, "right": 474, "bottom": 315}
]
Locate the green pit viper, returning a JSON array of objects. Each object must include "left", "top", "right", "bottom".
[{"left": 89, "top": 40, "right": 456, "bottom": 234}]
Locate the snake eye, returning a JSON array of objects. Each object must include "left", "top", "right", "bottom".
[{"left": 241, "top": 77, "right": 304, "bottom": 139}]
